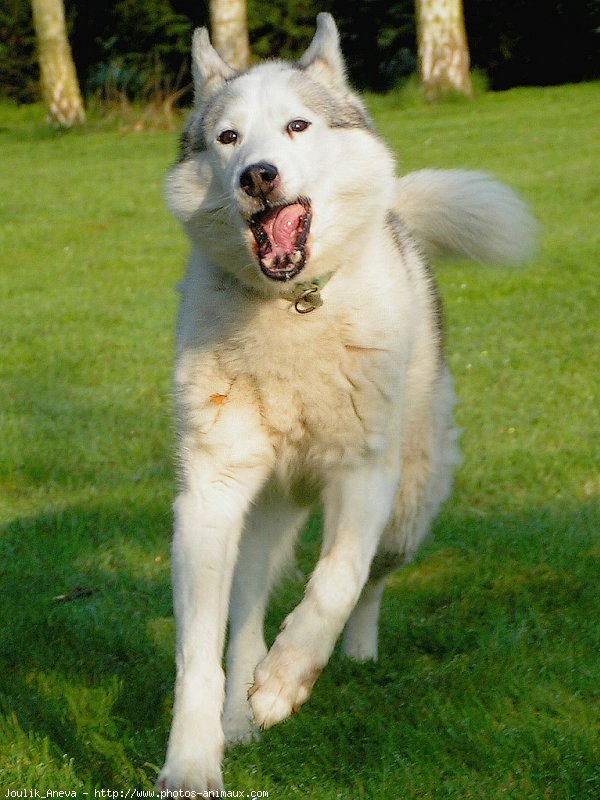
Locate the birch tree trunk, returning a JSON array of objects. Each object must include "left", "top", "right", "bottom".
[
  {"left": 416, "top": 0, "right": 473, "bottom": 101},
  {"left": 209, "top": 0, "right": 250, "bottom": 70},
  {"left": 31, "top": 0, "right": 85, "bottom": 126}
]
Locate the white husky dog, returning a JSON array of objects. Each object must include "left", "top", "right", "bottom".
[{"left": 157, "top": 13, "right": 535, "bottom": 792}]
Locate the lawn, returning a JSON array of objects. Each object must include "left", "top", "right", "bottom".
[{"left": 0, "top": 83, "right": 598, "bottom": 798}]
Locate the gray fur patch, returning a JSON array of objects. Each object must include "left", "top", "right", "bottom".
[
  {"left": 290, "top": 71, "right": 375, "bottom": 131},
  {"left": 385, "top": 209, "right": 409, "bottom": 260},
  {"left": 386, "top": 210, "right": 445, "bottom": 360},
  {"left": 201, "top": 87, "right": 236, "bottom": 141},
  {"left": 177, "top": 112, "right": 206, "bottom": 162},
  {"left": 177, "top": 82, "right": 239, "bottom": 162}
]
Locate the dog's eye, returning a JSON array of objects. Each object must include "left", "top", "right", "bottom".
[
  {"left": 217, "top": 129, "right": 238, "bottom": 145},
  {"left": 287, "top": 119, "right": 311, "bottom": 135}
]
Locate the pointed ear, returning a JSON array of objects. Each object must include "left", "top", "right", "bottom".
[
  {"left": 191, "top": 27, "right": 236, "bottom": 107},
  {"left": 298, "top": 13, "right": 347, "bottom": 89}
]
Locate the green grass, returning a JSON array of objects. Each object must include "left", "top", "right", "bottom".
[{"left": 1, "top": 84, "right": 599, "bottom": 797}]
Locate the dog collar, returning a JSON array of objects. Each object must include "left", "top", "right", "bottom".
[{"left": 281, "top": 272, "right": 334, "bottom": 314}]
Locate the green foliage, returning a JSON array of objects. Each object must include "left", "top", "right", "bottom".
[
  {"left": 2, "top": 0, "right": 598, "bottom": 103},
  {"left": 1, "top": 83, "right": 599, "bottom": 795},
  {"left": 72, "top": 0, "right": 197, "bottom": 101},
  {"left": 0, "top": 0, "right": 39, "bottom": 102},
  {"left": 248, "top": 0, "right": 320, "bottom": 61},
  {"left": 464, "top": 0, "right": 600, "bottom": 89},
  {"left": 247, "top": 0, "right": 417, "bottom": 90},
  {"left": 327, "top": 0, "right": 417, "bottom": 90}
]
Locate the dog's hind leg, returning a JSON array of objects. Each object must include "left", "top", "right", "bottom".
[
  {"left": 341, "top": 476, "right": 447, "bottom": 663},
  {"left": 249, "top": 459, "right": 400, "bottom": 729},
  {"left": 224, "top": 489, "right": 308, "bottom": 746},
  {"left": 342, "top": 576, "right": 387, "bottom": 662},
  {"left": 341, "top": 541, "right": 410, "bottom": 662},
  {"left": 341, "top": 483, "right": 444, "bottom": 665},
  {"left": 343, "top": 370, "right": 460, "bottom": 664}
]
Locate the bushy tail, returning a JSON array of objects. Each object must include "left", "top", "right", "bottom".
[{"left": 395, "top": 169, "right": 537, "bottom": 264}]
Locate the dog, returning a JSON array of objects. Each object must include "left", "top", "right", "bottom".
[{"left": 156, "top": 13, "right": 535, "bottom": 792}]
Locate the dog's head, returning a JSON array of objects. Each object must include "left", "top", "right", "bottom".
[{"left": 167, "top": 14, "right": 395, "bottom": 295}]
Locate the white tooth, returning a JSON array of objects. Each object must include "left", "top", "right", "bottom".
[
  {"left": 291, "top": 250, "right": 303, "bottom": 264},
  {"left": 262, "top": 256, "right": 275, "bottom": 268}
]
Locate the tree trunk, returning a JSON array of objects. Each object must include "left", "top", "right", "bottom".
[
  {"left": 31, "top": 0, "right": 85, "bottom": 126},
  {"left": 209, "top": 0, "right": 250, "bottom": 71},
  {"left": 416, "top": 0, "right": 473, "bottom": 101}
]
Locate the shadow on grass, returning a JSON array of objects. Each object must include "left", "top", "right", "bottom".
[{"left": 0, "top": 500, "right": 598, "bottom": 793}]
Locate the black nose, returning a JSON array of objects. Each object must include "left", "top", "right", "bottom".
[{"left": 240, "top": 162, "right": 279, "bottom": 197}]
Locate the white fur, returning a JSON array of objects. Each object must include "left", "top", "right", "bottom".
[
  {"left": 395, "top": 168, "right": 537, "bottom": 264},
  {"left": 157, "top": 14, "right": 535, "bottom": 793}
]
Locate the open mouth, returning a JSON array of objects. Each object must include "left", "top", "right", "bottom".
[{"left": 249, "top": 199, "right": 312, "bottom": 281}]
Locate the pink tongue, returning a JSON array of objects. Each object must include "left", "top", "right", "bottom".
[{"left": 263, "top": 204, "right": 304, "bottom": 256}]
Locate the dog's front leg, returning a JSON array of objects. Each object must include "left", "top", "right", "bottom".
[
  {"left": 224, "top": 491, "right": 309, "bottom": 746},
  {"left": 157, "top": 444, "right": 271, "bottom": 793},
  {"left": 250, "top": 458, "right": 400, "bottom": 729}
]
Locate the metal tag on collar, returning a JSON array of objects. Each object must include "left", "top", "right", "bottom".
[{"left": 294, "top": 285, "right": 323, "bottom": 314}]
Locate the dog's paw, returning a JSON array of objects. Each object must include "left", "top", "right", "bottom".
[
  {"left": 156, "top": 760, "right": 224, "bottom": 795},
  {"left": 223, "top": 712, "right": 260, "bottom": 748},
  {"left": 155, "top": 761, "right": 224, "bottom": 795},
  {"left": 249, "top": 647, "right": 322, "bottom": 729}
]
